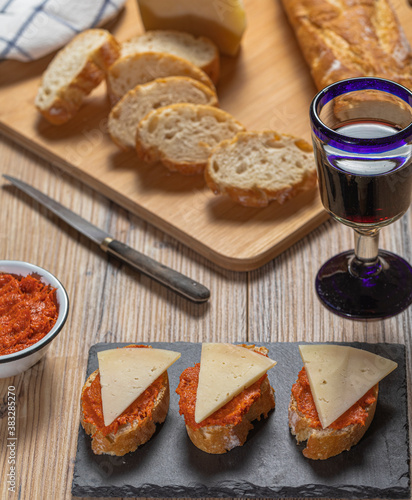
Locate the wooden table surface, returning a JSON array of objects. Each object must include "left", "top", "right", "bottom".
[
  {"left": 1, "top": 4, "right": 412, "bottom": 498},
  {"left": 1, "top": 125, "right": 412, "bottom": 499}
]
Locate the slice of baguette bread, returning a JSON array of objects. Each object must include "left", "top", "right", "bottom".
[
  {"left": 108, "top": 76, "right": 218, "bottom": 150},
  {"left": 121, "top": 30, "right": 220, "bottom": 84},
  {"left": 186, "top": 376, "right": 275, "bottom": 454},
  {"left": 106, "top": 52, "right": 215, "bottom": 105},
  {"left": 135, "top": 103, "right": 245, "bottom": 175},
  {"left": 35, "top": 29, "right": 120, "bottom": 125},
  {"left": 81, "top": 369, "right": 170, "bottom": 456},
  {"left": 288, "top": 384, "right": 378, "bottom": 460},
  {"left": 205, "top": 130, "right": 318, "bottom": 207}
]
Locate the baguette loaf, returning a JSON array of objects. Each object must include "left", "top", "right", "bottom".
[
  {"left": 135, "top": 103, "right": 245, "bottom": 175},
  {"left": 281, "top": 0, "right": 412, "bottom": 91},
  {"left": 121, "top": 30, "right": 220, "bottom": 84},
  {"left": 35, "top": 29, "right": 120, "bottom": 124},
  {"left": 106, "top": 52, "right": 215, "bottom": 105},
  {"left": 205, "top": 130, "right": 317, "bottom": 207},
  {"left": 81, "top": 369, "right": 170, "bottom": 456},
  {"left": 108, "top": 76, "right": 218, "bottom": 150},
  {"left": 289, "top": 381, "right": 378, "bottom": 460}
]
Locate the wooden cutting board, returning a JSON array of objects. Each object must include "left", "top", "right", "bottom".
[{"left": 1, "top": 0, "right": 410, "bottom": 270}]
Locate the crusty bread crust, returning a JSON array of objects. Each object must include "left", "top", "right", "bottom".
[
  {"left": 186, "top": 376, "right": 275, "bottom": 454},
  {"left": 35, "top": 29, "right": 120, "bottom": 125},
  {"left": 280, "top": 0, "right": 412, "bottom": 91},
  {"left": 81, "top": 369, "right": 170, "bottom": 456},
  {"left": 288, "top": 384, "right": 378, "bottom": 460}
]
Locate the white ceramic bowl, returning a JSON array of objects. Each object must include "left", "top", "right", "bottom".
[{"left": 0, "top": 260, "right": 69, "bottom": 378}]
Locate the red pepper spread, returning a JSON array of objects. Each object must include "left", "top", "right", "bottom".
[
  {"left": 81, "top": 345, "right": 164, "bottom": 437},
  {"left": 176, "top": 363, "right": 266, "bottom": 430},
  {"left": 0, "top": 273, "right": 58, "bottom": 356},
  {"left": 292, "top": 367, "right": 377, "bottom": 429}
]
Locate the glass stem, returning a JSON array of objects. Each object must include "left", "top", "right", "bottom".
[{"left": 349, "top": 227, "right": 382, "bottom": 278}]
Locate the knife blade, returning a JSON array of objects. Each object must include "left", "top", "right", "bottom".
[{"left": 3, "top": 175, "right": 210, "bottom": 303}]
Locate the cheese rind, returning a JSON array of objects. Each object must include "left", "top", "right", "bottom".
[
  {"left": 97, "top": 347, "right": 181, "bottom": 426},
  {"left": 299, "top": 344, "right": 397, "bottom": 429},
  {"left": 136, "top": 0, "right": 247, "bottom": 56},
  {"left": 194, "top": 343, "right": 276, "bottom": 423}
]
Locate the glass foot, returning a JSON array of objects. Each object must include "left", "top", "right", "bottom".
[{"left": 315, "top": 250, "right": 412, "bottom": 319}]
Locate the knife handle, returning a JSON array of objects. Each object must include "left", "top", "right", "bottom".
[{"left": 101, "top": 238, "right": 210, "bottom": 303}]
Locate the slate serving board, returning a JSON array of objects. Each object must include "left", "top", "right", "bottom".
[{"left": 71, "top": 342, "right": 410, "bottom": 498}]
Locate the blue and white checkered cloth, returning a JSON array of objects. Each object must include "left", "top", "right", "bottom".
[{"left": 0, "top": 0, "right": 125, "bottom": 62}]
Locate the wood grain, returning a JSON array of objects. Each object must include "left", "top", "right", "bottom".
[
  {"left": 0, "top": 0, "right": 332, "bottom": 271},
  {"left": 1, "top": 109, "right": 412, "bottom": 500},
  {"left": 0, "top": 0, "right": 412, "bottom": 499},
  {"left": 0, "top": 134, "right": 248, "bottom": 500}
]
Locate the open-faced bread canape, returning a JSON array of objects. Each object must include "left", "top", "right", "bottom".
[
  {"left": 176, "top": 343, "right": 276, "bottom": 454},
  {"left": 81, "top": 345, "right": 180, "bottom": 456},
  {"left": 289, "top": 344, "right": 398, "bottom": 460}
]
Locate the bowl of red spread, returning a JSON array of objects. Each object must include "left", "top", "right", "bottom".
[{"left": 0, "top": 260, "right": 69, "bottom": 378}]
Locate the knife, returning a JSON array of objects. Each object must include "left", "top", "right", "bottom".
[{"left": 3, "top": 175, "right": 210, "bottom": 303}]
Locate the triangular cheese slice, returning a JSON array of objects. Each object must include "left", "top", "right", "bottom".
[
  {"left": 98, "top": 347, "right": 181, "bottom": 426},
  {"left": 195, "top": 343, "right": 276, "bottom": 423},
  {"left": 299, "top": 344, "right": 397, "bottom": 429}
]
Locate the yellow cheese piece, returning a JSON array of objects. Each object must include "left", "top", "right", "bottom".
[
  {"left": 97, "top": 347, "right": 181, "bottom": 427},
  {"left": 195, "top": 343, "right": 276, "bottom": 423},
  {"left": 136, "top": 0, "right": 247, "bottom": 56},
  {"left": 299, "top": 344, "right": 397, "bottom": 429}
]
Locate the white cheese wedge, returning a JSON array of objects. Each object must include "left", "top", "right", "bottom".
[
  {"left": 98, "top": 347, "right": 181, "bottom": 427},
  {"left": 136, "top": 0, "right": 247, "bottom": 55},
  {"left": 194, "top": 343, "right": 276, "bottom": 423},
  {"left": 299, "top": 344, "right": 397, "bottom": 429}
]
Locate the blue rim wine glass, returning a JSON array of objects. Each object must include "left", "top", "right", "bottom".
[{"left": 310, "top": 77, "right": 412, "bottom": 319}]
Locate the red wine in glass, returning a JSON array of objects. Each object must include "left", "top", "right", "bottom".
[
  {"left": 316, "top": 120, "right": 412, "bottom": 226},
  {"left": 310, "top": 77, "right": 412, "bottom": 319}
]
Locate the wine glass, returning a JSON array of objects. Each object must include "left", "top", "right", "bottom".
[{"left": 309, "top": 77, "right": 412, "bottom": 319}]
